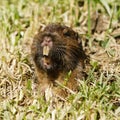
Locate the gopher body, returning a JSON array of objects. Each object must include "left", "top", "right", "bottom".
[{"left": 31, "top": 23, "right": 87, "bottom": 97}]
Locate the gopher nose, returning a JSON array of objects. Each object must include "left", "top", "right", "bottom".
[
  {"left": 41, "top": 36, "right": 53, "bottom": 47},
  {"left": 43, "top": 40, "right": 51, "bottom": 46}
]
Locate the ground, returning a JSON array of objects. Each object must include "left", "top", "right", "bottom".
[{"left": 0, "top": 0, "right": 120, "bottom": 120}]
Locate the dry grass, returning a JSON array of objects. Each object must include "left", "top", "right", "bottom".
[{"left": 0, "top": 0, "right": 120, "bottom": 119}]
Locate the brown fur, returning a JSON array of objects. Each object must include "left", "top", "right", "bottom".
[{"left": 31, "top": 23, "right": 87, "bottom": 97}]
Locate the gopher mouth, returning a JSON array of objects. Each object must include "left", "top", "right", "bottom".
[
  {"left": 43, "top": 46, "right": 50, "bottom": 56},
  {"left": 42, "top": 45, "right": 52, "bottom": 71}
]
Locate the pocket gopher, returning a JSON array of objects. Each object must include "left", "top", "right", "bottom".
[{"left": 31, "top": 23, "right": 87, "bottom": 97}]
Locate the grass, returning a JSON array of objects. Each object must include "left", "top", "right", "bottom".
[{"left": 0, "top": 0, "right": 120, "bottom": 119}]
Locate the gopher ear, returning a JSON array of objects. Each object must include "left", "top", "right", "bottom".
[
  {"left": 76, "top": 33, "right": 82, "bottom": 44},
  {"left": 75, "top": 32, "right": 78, "bottom": 38},
  {"left": 78, "top": 38, "right": 82, "bottom": 44},
  {"left": 63, "top": 28, "right": 69, "bottom": 36},
  {"left": 63, "top": 28, "right": 81, "bottom": 44}
]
